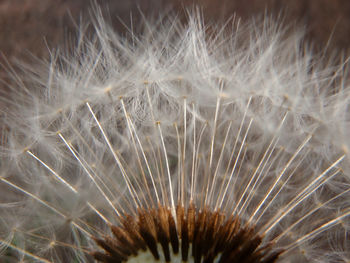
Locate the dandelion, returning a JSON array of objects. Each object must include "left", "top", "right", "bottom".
[{"left": 1, "top": 8, "right": 350, "bottom": 263}]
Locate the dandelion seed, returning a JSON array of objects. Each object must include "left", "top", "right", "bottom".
[{"left": 1, "top": 7, "right": 350, "bottom": 263}]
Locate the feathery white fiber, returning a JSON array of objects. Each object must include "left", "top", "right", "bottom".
[{"left": 1, "top": 8, "right": 350, "bottom": 263}]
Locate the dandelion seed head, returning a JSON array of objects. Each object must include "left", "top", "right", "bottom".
[{"left": 1, "top": 7, "right": 350, "bottom": 263}]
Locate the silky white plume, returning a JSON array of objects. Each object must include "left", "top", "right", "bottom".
[{"left": 0, "top": 9, "right": 350, "bottom": 263}]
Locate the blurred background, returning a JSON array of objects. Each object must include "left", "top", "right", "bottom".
[{"left": 0, "top": 0, "right": 350, "bottom": 87}]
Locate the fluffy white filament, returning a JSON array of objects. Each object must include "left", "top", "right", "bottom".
[{"left": 0, "top": 9, "right": 350, "bottom": 263}]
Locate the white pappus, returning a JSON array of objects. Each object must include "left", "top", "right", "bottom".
[{"left": 0, "top": 8, "right": 350, "bottom": 263}]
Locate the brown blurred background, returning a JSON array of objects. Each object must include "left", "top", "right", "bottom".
[
  {"left": 0, "top": 0, "right": 350, "bottom": 87},
  {"left": 1, "top": 0, "right": 350, "bottom": 60}
]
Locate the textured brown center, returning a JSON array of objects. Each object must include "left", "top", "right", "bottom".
[{"left": 92, "top": 203, "right": 282, "bottom": 263}]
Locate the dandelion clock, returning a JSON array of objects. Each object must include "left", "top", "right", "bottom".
[{"left": 1, "top": 8, "right": 350, "bottom": 263}]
